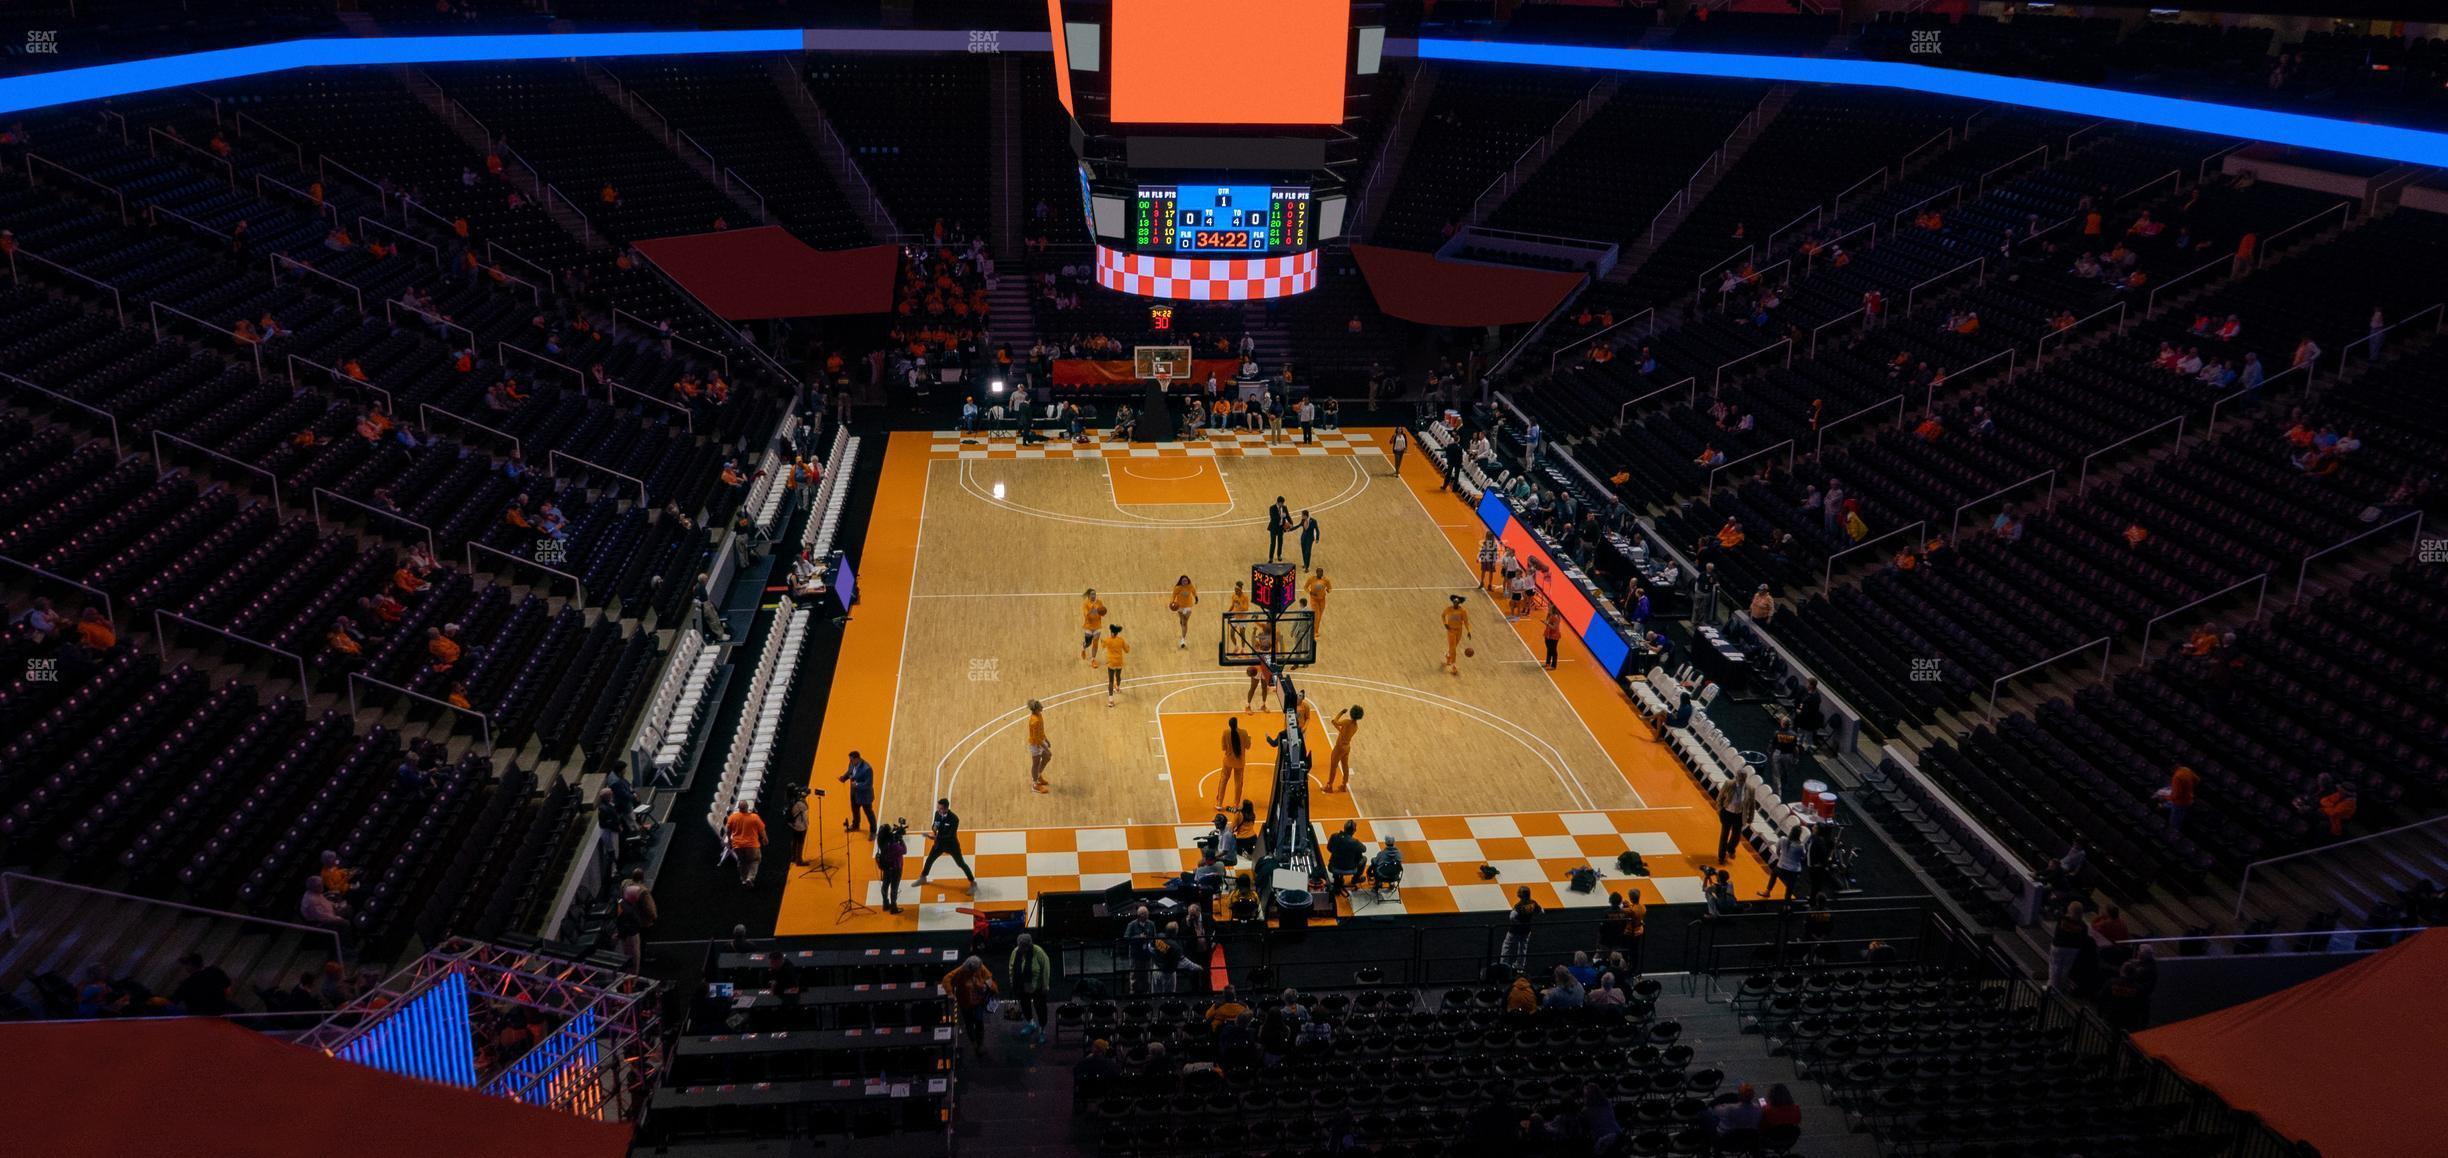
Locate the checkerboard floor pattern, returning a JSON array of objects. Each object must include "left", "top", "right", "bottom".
[
  {"left": 866, "top": 810, "right": 1707, "bottom": 931},
  {"left": 925, "top": 430, "right": 1378, "bottom": 460}
]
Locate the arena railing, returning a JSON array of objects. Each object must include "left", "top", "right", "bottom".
[
  {"left": 1548, "top": 307, "right": 1655, "bottom": 372},
  {"left": 1705, "top": 438, "right": 1793, "bottom": 496},
  {"left": 2076, "top": 413, "right": 2183, "bottom": 495},
  {"left": 1901, "top": 253, "right": 1983, "bottom": 316},
  {"left": 2194, "top": 139, "right": 2250, "bottom": 186},
  {"left": 466, "top": 539, "right": 583, "bottom": 609},
  {"left": 2334, "top": 300, "right": 2443, "bottom": 375},
  {"left": 348, "top": 672, "right": 494, "bottom": 757},
  {"left": 549, "top": 448, "right": 649, "bottom": 506},
  {"left": 1886, "top": 183, "right": 1962, "bottom": 236},
  {"left": 2121, "top": 167, "right": 2182, "bottom": 204},
  {"left": 2062, "top": 119, "right": 2108, "bottom": 156},
  {"left": 1931, "top": 345, "right": 2016, "bottom": 411},
  {"left": 1895, "top": 126, "right": 1954, "bottom": 176},
  {"left": 149, "top": 125, "right": 235, "bottom": 190},
  {"left": 2252, "top": 199, "right": 2351, "bottom": 271},
  {"left": 360, "top": 218, "right": 438, "bottom": 266},
  {"left": 1986, "top": 636, "right": 2112, "bottom": 721},
  {"left": 271, "top": 253, "right": 364, "bottom": 315},
  {"left": 1821, "top": 519, "right": 1924, "bottom": 591},
  {"left": 314, "top": 486, "right": 436, "bottom": 561},
  {"left": 1813, "top": 392, "right": 1904, "bottom": 456},
  {"left": 1802, "top": 218, "right": 1877, "bottom": 277},
  {"left": 384, "top": 297, "right": 474, "bottom": 350},
  {"left": 153, "top": 608, "right": 310, "bottom": 695},
  {"left": 152, "top": 428, "right": 283, "bottom": 518},
  {"left": 0, "top": 551, "right": 114, "bottom": 628},
  {"left": 151, "top": 300, "right": 263, "bottom": 382},
  {"left": 1695, "top": 242, "right": 1753, "bottom": 297},
  {"left": 285, "top": 352, "right": 393, "bottom": 415},
  {"left": 1807, "top": 306, "right": 1865, "bottom": 358},
  {"left": 2136, "top": 573, "right": 2268, "bottom": 665},
  {"left": 2234, "top": 815, "right": 2448, "bottom": 921},
  {"left": 1, "top": 872, "right": 345, "bottom": 969},
  {"left": 614, "top": 306, "right": 730, "bottom": 376},
  {"left": 98, "top": 107, "right": 127, "bottom": 144},
  {"left": 0, "top": 367, "right": 122, "bottom": 454},
  {"left": 2293, "top": 511, "right": 2423, "bottom": 606},
  {"left": 255, "top": 172, "right": 339, "bottom": 226},
  {"left": 1975, "top": 143, "right": 2049, "bottom": 197},
  {"left": 418, "top": 403, "right": 521, "bottom": 460},
  {"left": 318, "top": 153, "right": 388, "bottom": 213},
  {"left": 1615, "top": 374, "right": 1697, "bottom": 426},
  {"left": 1829, "top": 167, "right": 1887, "bottom": 219},
  {"left": 144, "top": 201, "right": 230, "bottom": 246},
  {"left": 1711, "top": 336, "right": 1790, "bottom": 396},
  {"left": 485, "top": 240, "right": 556, "bottom": 290},
  {"left": 1948, "top": 468, "right": 2055, "bottom": 543},
  {"left": 2144, "top": 252, "right": 2240, "bottom": 316},
  {"left": 5, "top": 246, "right": 126, "bottom": 326},
  {"left": 2204, "top": 361, "right": 2306, "bottom": 434}
]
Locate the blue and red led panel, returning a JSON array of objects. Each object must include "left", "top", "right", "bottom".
[{"left": 1477, "top": 492, "right": 1632, "bottom": 677}]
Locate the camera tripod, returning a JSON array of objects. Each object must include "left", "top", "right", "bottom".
[
  {"left": 797, "top": 788, "right": 836, "bottom": 882},
  {"left": 834, "top": 825, "right": 880, "bottom": 925}
]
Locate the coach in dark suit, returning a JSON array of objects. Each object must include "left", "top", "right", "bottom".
[{"left": 1266, "top": 497, "right": 1291, "bottom": 562}]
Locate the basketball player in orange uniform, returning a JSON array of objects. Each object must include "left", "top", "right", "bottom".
[
  {"left": 1228, "top": 581, "right": 1250, "bottom": 614},
  {"left": 1170, "top": 574, "right": 1198, "bottom": 650},
  {"left": 1079, "top": 589, "right": 1107, "bottom": 662},
  {"left": 1245, "top": 656, "right": 1276, "bottom": 711},
  {"left": 1322, "top": 705, "right": 1363, "bottom": 793},
  {"left": 1101, "top": 624, "right": 1131, "bottom": 706},
  {"left": 1024, "top": 699, "right": 1052, "bottom": 793},
  {"left": 1441, "top": 594, "right": 1474, "bottom": 674},
  {"left": 1215, "top": 717, "right": 1248, "bottom": 809},
  {"left": 1305, "top": 570, "right": 1332, "bottom": 638}
]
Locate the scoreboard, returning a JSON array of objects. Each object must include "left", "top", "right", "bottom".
[{"left": 1133, "top": 184, "right": 1313, "bottom": 256}]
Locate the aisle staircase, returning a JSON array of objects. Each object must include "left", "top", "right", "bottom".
[{"left": 1, "top": 873, "right": 344, "bottom": 1020}]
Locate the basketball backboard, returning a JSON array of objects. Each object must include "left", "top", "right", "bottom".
[
  {"left": 1219, "top": 609, "right": 1316, "bottom": 667},
  {"left": 1133, "top": 344, "right": 1194, "bottom": 385}
]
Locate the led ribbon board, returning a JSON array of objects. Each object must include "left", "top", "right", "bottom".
[
  {"left": 5, "top": 32, "right": 2448, "bottom": 168},
  {"left": 1475, "top": 492, "right": 1631, "bottom": 677}
]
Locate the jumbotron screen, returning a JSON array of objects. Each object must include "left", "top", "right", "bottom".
[{"left": 1132, "top": 185, "right": 1313, "bottom": 255}]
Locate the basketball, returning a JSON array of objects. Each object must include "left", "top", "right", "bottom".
[{"left": 1464, "top": 647, "right": 1476, "bottom": 658}]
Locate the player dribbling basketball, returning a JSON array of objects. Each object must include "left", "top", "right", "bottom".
[
  {"left": 1170, "top": 574, "right": 1198, "bottom": 649},
  {"left": 1025, "top": 698, "right": 1052, "bottom": 794},
  {"left": 1079, "top": 588, "right": 1107, "bottom": 661},
  {"left": 1442, "top": 593, "right": 1474, "bottom": 674}
]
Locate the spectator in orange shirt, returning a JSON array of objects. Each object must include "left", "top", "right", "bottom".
[
  {"left": 73, "top": 607, "right": 116, "bottom": 650},
  {"left": 2163, "top": 765, "right": 2199, "bottom": 831},
  {"left": 2123, "top": 522, "right": 2149, "bottom": 549},
  {"left": 724, "top": 803, "right": 767, "bottom": 886},
  {"left": 426, "top": 625, "right": 463, "bottom": 671},
  {"left": 1715, "top": 519, "right": 1745, "bottom": 550},
  {"left": 445, "top": 682, "right": 473, "bottom": 710}
]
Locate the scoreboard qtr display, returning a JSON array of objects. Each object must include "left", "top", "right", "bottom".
[
  {"left": 1134, "top": 184, "right": 1313, "bottom": 255},
  {"left": 1250, "top": 563, "right": 1298, "bottom": 613}
]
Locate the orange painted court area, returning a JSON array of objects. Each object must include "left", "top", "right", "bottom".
[
  {"left": 773, "top": 429, "right": 1763, "bottom": 935},
  {"left": 1107, "top": 458, "right": 1232, "bottom": 505}
]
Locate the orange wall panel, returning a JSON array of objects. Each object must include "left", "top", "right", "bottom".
[{"left": 1109, "top": 0, "right": 1349, "bottom": 126}]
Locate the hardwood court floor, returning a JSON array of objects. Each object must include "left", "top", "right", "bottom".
[{"left": 773, "top": 429, "right": 1763, "bottom": 935}]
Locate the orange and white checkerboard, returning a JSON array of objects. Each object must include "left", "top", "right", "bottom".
[
  {"left": 926, "top": 430, "right": 1379, "bottom": 460},
  {"left": 874, "top": 809, "right": 1712, "bottom": 931}
]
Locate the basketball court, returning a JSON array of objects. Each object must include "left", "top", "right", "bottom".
[{"left": 774, "top": 422, "right": 1765, "bottom": 934}]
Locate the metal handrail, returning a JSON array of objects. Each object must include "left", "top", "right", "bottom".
[
  {"left": 1646, "top": 189, "right": 1686, "bottom": 248},
  {"left": 467, "top": 540, "right": 584, "bottom": 609},
  {"left": 607, "top": 379, "right": 695, "bottom": 431},
  {"left": 2254, "top": 200, "right": 2351, "bottom": 270},
  {"left": 0, "top": 368, "right": 122, "bottom": 454},
  {"left": 2205, "top": 361, "right": 2307, "bottom": 432},
  {"left": 1, "top": 872, "right": 344, "bottom": 963},
  {"left": 254, "top": 172, "right": 338, "bottom": 226},
  {"left": 2137, "top": 573, "right": 2267, "bottom": 662},
  {"left": 1814, "top": 393, "right": 1907, "bottom": 456},
  {"left": 2062, "top": 120, "right": 2107, "bottom": 156},
  {"left": 2034, "top": 300, "right": 2127, "bottom": 362},
  {"left": 153, "top": 608, "right": 309, "bottom": 693},
  {"left": 2144, "top": 253, "right": 2239, "bottom": 316},
  {"left": 1830, "top": 168, "right": 1888, "bottom": 218},
  {"left": 0, "top": 551, "right": 113, "bottom": 625},
  {"left": 615, "top": 307, "right": 730, "bottom": 375},
  {"left": 547, "top": 184, "right": 592, "bottom": 245},
  {"left": 152, "top": 429, "right": 281, "bottom": 518},
  {"left": 1895, "top": 127, "right": 1954, "bottom": 174},
  {"left": 1711, "top": 337, "right": 1790, "bottom": 396},
  {"left": 313, "top": 487, "right": 436, "bottom": 559},
  {"left": 1697, "top": 243, "right": 1755, "bottom": 296},
  {"left": 286, "top": 353, "right": 393, "bottom": 413},
  {"left": 270, "top": 253, "right": 364, "bottom": 314},
  {"left": 151, "top": 301, "right": 263, "bottom": 381},
  {"left": 724, "top": 167, "right": 767, "bottom": 223},
  {"left": 2337, "top": 301, "right": 2445, "bottom": 374},
  {"left": 144, "top": 201, "right": 229, "bottom": 243},
  {"left": 1803, "top": 219, "right": 1877, "bottom": 276},
  {"left": 1950, "top": 469, "right": 2056, "bottom": 542},
  {"left": 27, "top": 154, "right": 127, "bottom": 223},
  {"left": 319, "top": 154, "right": 388, "bottom": 211},
  {"left": 385, "top": 298, "right": 474, "bottom": 351},
  {"left": 2294, "top": 511, "right": 2423, "bottom": 605},
  {"left": 2119, "top": 168, "right": 2181, "bottom": 204},
  {"left": 1930, "top": 345, "right": 2017, "bottom": 412},
  {"left": 359, "top": 217, "right": 438, "bottom": 265},
  {"left": 1822, "top": 520, "right": 1926, "bottom": 590},
  {"left": 548, "top": 448, "right": 648, "bottom": 505},
  {"left": 149, "top": 126, "right": 235, "bottom": 190},
  {"left": 1550, "top": 308, "right": 1656, "bottom": 372},
  {"left": 1977, "top": 144, "right": 2050, "bottom": 196},
  {"left": 678, "top": 129, "right": 719, "bottom": 183},
  {"left": 1985, "top": 637, "right": 2112, "bottom": 721},
  {"left": 99, "top": 108, "right": 128, "bottom": 145},
  {"left": 2077, "top": 414, "right": 2184, "bottom": 494},
  {"left": 1705, "top": 439, "right": 1793, "bottom": 495},
  {"left": 449, "top": 97, "right": 492, "bottom": 146},
  {"left": 1806, "top": 308, "right": 1867, "bottom": 361},
  {"left": 1889, "top": 184, "right": 1962, "bottom": 235},
  {"left": 6, "top": 247, "right": 127, "bottom": 326},
  {"left": 1903, "top": 254, "right": 1984, "bottom": 317},
  {"left": 347, "top": 672, "right": 492, "bottom": 756},
  {"left": 1616, "top": 375, "right": 1697, "bottom": 425},
  {"left": 2234, "top": 815, "right": 2448, "bottom": 920},
  {"left": 629, "top": 92, "right": 673, "bottom": 144},
  {"left": 2195, "top": 140, "right": 2250, "bottom": 186},
  {"left": 497, "top": 341, "right": 585, "bottom": 386},
  {"left": 485, "top": 240, "right": 554, "bottom": 288},
  {"left": 419, "top": 403, "right": 521, "bottom": 459},
  {"left": 1763, "top": 205, "right": 1822, "bottom": 258}
]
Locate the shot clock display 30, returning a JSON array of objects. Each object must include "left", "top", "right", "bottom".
[{"left": 1134, "top": 184, "right": 1312, "bottom": 255}]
